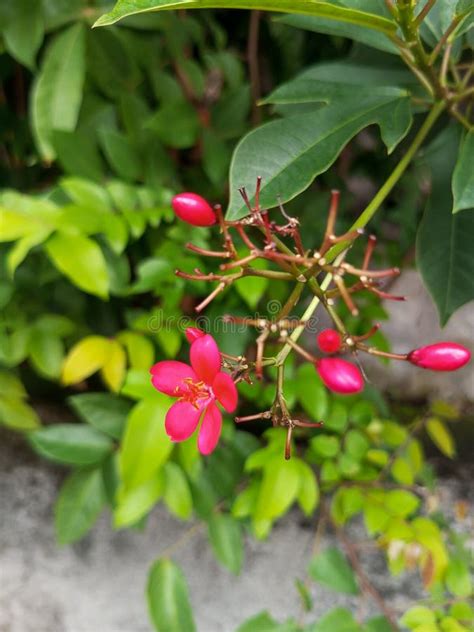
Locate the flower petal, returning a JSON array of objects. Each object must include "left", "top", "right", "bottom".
[
  {"left": 197, "top": 402, "right": 222, "bottom": 455},
  {"left": 213, "top": 372, "right": 238, "bottom": 412},
  {"left": 185, "top": 327, "right": 205, "bottom": 343},
  {"left": 190, "top": 334, "right": 221, "bottom": 384},
  {"left": 165, "top": 400, "right": 202, "bottom": 442},
  {"left": 150, "top": 361, "right": 197, "bottom": 396}
]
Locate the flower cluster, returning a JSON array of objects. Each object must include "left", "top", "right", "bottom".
[{"left": 149, "top": 182, "right": 471, "bottom": 457}]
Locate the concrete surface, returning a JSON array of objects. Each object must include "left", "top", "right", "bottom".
[{"left": 1, "top": 431, "right": 472, "bottom": 632}]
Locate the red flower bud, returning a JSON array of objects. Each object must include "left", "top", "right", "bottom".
[
  {"left": 408, "top": 342, "right": 470, "bottom": 372},
  {"left": 185, "top": 327, "right": 206, "bottom": 343},
  {"left": 172, "top": 192, "right": 216, "bottom": 227},
  {"left": 315, "top": 357, "right": 364, "bottom": 394},
  {"left": 317, "top": 329, "right": 342, "bottom": 354}
]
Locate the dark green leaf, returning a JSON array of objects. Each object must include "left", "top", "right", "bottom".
[
  {"left": 163, "top": 462, "right": 193, "bottom": 520},
  {"left": 308, "top": 547, "right": 359, "bottom": 594},
  {"left": 68, "top": 393, "right": 133, "bottom": 440},
  {"left": 208, "top": 513, "right": 244, "bottom": 574},
  {"left": 99, "top": 129, "right": 143, "bottom": 181},
  {"left": 147, "top": 559, "right": 196, "bottom": 632},
  {"left": 452, "top": 130, "right": 474, "bottom": 213},
  {"left": 54, "top": 467, "right": 106, "bottom": 544},
  {"left": 29, "top": 424, "right": 113, "bottom": 465},
  {"left": 312, "top": 607, "right": 361, "bottom": 632},
  {"left": 3, "top": 0, "right": 44, "bottom": 69}
]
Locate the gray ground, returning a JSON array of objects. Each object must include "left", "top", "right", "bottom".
[{"left": 1, "top": 272, "right": 473, "bottom": 632}]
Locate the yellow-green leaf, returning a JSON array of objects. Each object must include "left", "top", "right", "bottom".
[
  {"left": 61, "top": 336, "right": 111, "bottom": 386},
  {"left": 426, "top": 417, "right": 456, "bottom": 458},
  {"left": 100, "top": 339, "right": 127, "bottom": 392}
]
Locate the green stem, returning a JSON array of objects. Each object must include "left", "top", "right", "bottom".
[{"left": 326, "top": 100, "right": 446, "bottom": 262}]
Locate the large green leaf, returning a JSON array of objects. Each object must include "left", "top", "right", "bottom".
[
  {"left": 227, "top": 96, "right": 411, "bottom": 220},
  {"left": 2, "top": 0, "right": 44, "bottom": 69},
  {"left": 208, "top": 513, "right": 244, "bottom": 574},
  {"left": 68, "top": 392, "right": 133, "bottom": 440},
  {"left": 29, "top": 424, "right": 113, "bottom": 465},
  {"left": 45, "top": 231, "right": 109, "bottom": 298},
  {"left": 163, "top": 462, "right": 193, "bottom": 520},
  {"left": 114, "top": 470, "right": 165, "bottom": 527},
  {"left": 254, "top": 456, "right": 301, "bottom": 522},
  {"left": 54, "top": 467, "right": 106, "bottom": 544},
  {"left": 147, "top": 559, "right": 197, "bottom": 632},
  {"left": 119, "top": 395, "right": 174, "bottom": 490},
  {"left": 452, "top": 130, "right": 474, "bottom": 213},
  {"left": 94, "top": 1, "right": 397, "bottom": 37},
  {"left": 308, "top": 547, "right": 359, "bottom": 594},
  {"left": 416, "top": 125, "right": 474, "bottom": 325},
  {"left": 31, "top": 23, "right": 86, "bottom": 161}
]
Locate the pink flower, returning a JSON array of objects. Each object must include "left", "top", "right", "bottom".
[
  {"left": 408, "top": 342, "right": 471, "bottom": 372},
  {"left": 171, "top": 192, "right": 216, "bottom": 227},
  {"left": 150, "top": 331, "right": 237, "bottom": 455},
  {"left": 315, "top": 357, "right": 364, "bottom": 394}
]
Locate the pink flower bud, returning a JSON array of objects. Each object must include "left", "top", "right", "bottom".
[
  {"left": 317, "top": 329, "right": 342, "bottom": 354},
  {"left": 185, "top": 327, "right": 206, "bottom": 343},
  {"left": 315, "top": 357, "right": 364, "bottom": 394},
  {"left": 172, "top": 192, "right": 216, "bottom": 227},
  {"left": 408, "top": 342, "right": 470, "bottom": 372}
]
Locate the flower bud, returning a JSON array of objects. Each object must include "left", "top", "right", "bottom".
[
  {"left": 185, "top": 327, "right": 205, "bottom": 343},
  {"left": 408, "top": 342, "right": 470, "bottom": 372},
  {"left": 172, "top": 192, "right": 216, "bottom": 227},
  {"left": 317, "top": 329, "right": 342, "bottom": 354},
  {"left": 315, "top": 357, "right": 364, "bottom": 394}
]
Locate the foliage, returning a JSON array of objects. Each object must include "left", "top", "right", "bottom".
[{"left": 0, "top": 1, "right": 473, "bottom": 632}]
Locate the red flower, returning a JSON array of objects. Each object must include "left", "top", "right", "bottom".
[
  {"left": 408, "top": 342, "right": 470, "bottom": 372},
  {"left": 171, "top": 192, "right": 216, "bottom": 227},
  {"left": 315, "top": 357, "right": 364, "bottom": 394},
  {"left": 150, "top": 330, "right": 237, "bottom": 455}
]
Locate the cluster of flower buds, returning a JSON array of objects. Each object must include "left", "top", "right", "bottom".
[{"left": 154, "top": 180, "right": 471, "bottom": 458}]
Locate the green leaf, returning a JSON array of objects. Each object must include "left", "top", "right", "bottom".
[
  {"left": 385, "top": 490, "right": 420, "bottom": 517},
  {"left": 452, "top": 131, "right": 474, "bottom": 213},
  {"left": 54, "top": 467, "right": 106, "bottom": 544},
  {"left": 119, "top": 395, "right": 173, "bottom": 490},
  {"left": 95, "top": 1, "right": 398, "bottom": 37},
  {"left": 331, "top": 487, "right": 364, "bottom": 526},
  {"left": 254, "top": 456, "right": 301, "bottom": 522},
  {"left": 417, "top": 125, "right": 474, "bottom": 325},
  {"left": 3, "top": 0, "right": 44, "bottom": 69},
  {"left": 227, "top": 96, "right": 411, "bottom": 220},
  {"left": 52, "top": 130, "right": 105, "bottom": 182},
  {"left": 68, "top": 393, "right": 133, "bottom": 440},
  {"left": 146, "top": 101, "right": 200, "bottom": 149},
  {"left": 295, "top": 460, "right": 319, "bottom": 515},
  {"left": 308, "top": 547, "right": 359, "bottom": 595},
  {"left": 147, "top": 559, "right": 196, "bottom": 632},
  {"left": 391, "top": 457, "right": 414, "bottom": 485},
  {"left": 99, "top": 129, "right": 142, "bottom": 181},
  {"left": 426, "top": 416, "right": 456, "bottom": 458},
  {"left": 131, "top": 258, "right": 174, "bottom": 294},
  {"left": 235, "top": 611, "right": 296, "bottom": 631},
  {"left": 117, "top": 332, "right": 155, "bottom": 370},
  {"left": 114, "top": 470, "right": 164, "bottom": 527},
  {"left": 401, "top": 606, "right": 437, "bottom": 629},
  {"left": 208, "top": 513, "right": 244, "bottom": 574},
  {"left": 345, "top": 430, "right": 370, "bottom": 460},
  {"left": 29, "top": 424, "right": 113, "bottom": 465},
  {"left": 311, "top": 434, "right": 340, "bottom": 458},
  {"left": 0, "top": 394, "right": 41, "bottom": 431},
  {"left": 28, "top": 331, "right": 64, "bottom": 379},
  {"left": 296, "top": 363, "right": 328, "bottom": 419},
  {"left": 45, "top": 232, "right": 109, "bottom": 298},
  {"left": 235, "top": 258, "right": 269, "bottom": 308},
  {"left": 61, "top": 336, "right": 110, "bottom": 386},
  {"left": 445, "top": 558, "right": 472, "bottom": 598},
  {"left": 31, "top": 23, "right": 86, "bottom": 161},
  {"left": 163, "top": 462, "right": 193, "bottom": 520}
]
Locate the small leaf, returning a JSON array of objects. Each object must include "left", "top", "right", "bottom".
[
  {"left": 308, "top": 547, "right": 359, "bottom": 595},
  {"left": 29, "top": 331, "right": 64, "bottom": 379},
  {"left": 401, "top": 606, "right": 437, "bottom": 629},
  {"left": 296, "top": 363, "right": 328, "bottom": 419},
  {"left": 3, "top": 0, "right": 44, "bottom": 69},
  {"left": 29, "top": 424, "right": 113, "bottom": 465},
  {"left": 68, "top": 392, "right": 132, "bottom": 440},
  {"left": 453, "top": 131, "right": 474, "bottom": 213},
  {"left": 391, "top": 457, "right": 415, "bottom": 485},
  {"left": 100, "top": 339, "right": 127, "bottom": 392},
  {"left": 99, "top": 129, "right": 142, "bottom": 181},
  {"left": 445, "top": 558, "right": 472, "bottom": 597},
  {"left": 426, "top": 417, "right": 456, "bottom": 458},
  {"left": 114, "top": 471, "right": 164, "bottom": 528},
  {"left": 0, "top": 395, "right": 41, "bottom": 431},
  {"left": 147, "top": 559, "right": 196, "bottom": 632},
  {"left": 208, "top": 513, "right": 244, "bottom": 574},
  {"left": 54, "top": 467, "right": 106, "bottom": 544},
  {"left": 61, "top": 336, "right": 111, "bottom": 386},
  {"left": 295, "top": 460, "right": 319, "bottom": 516},
  {"left": 311, "top": 434, "right": 340, "bottom": 458},
  {"left": 45, "top": 232, "right": 109, "bottom": 298},
  {"left": 163, "top": 462, "right": 193, "bottom": 520},
  {"left": 254, "top": 456, "right": 301, "bottom": 523},
  {"left": 385, "top": 490, "right": 420, "bottom": 517},
  {"left": 117, "top": 331, "right": 155, "bottom": 370}
]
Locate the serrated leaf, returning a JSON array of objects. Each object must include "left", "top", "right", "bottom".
[
  {"left": 452, "top": 131, "right": 474, "bottom": 213},
  {"left": 31, "top": 23, "right": 86, "bottom": 161},
  {"left": 227, "top": 96, "right": 411, "bottom": 219},
  {"left": 426, "top": 417, "right": 456, "bottom": 458},
  {"left": 45, "top": 232, "right": 109, "bottom": 298},
  {"left": 61, "top": 336, "right": 111, "bottom": 386},
  {"left": 147, "top": 559, "right": 196, "bottom": 632},
  {"left": 29, "top": 424, "right": 113, "bottom": 465},
  {"left": 68, "top": 392, "right": 132, "bottom": 440},
  {"left": 208, "top": 513, "right": 244, "bottom": 574},
  {"left": 308, "top": 547, "right": 359, "bottom": 595},
  {"left": 54, "top": 467, "right": 106, "bottom": 544}
]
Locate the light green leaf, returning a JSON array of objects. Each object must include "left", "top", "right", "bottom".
[
  {"left": 391, "top": 457, "right": 414, "bottom": 485},
  {"left": 417, "top": 125, "right": 474, "bottom": 325},
  {"left": 54, "top": 467, "right": 106, "bottom": 544},
  {"left": 426, "top": 416, "right": 456, "bottom": 458},
  {"left": 95, "top": 1, "right": 397, "bottom": 37},
  {"left": 29, "top": 424, "right": 113, "bottom": 465},
  {"left": 452, "top": 131, "right": 474, "bottom": 213},
  {"left": 3, "top": 0, "right": 44, "bottom": 69},
  {"left": 45, "top": 232, "right": 109, "bottom": 298},
  {"left": 29, "top": 331, "right": 64, "bottom": 379},
  {"left": 68, "top": 392, "right": 133, "bottom": 440},
  {"left": 308, "top": 547, "right": 359, "bottom": 595},
  {"left": 119, "top": 395, "right": 174, "bottom": 490},
  {"left": 296, "top": 363, "right": 328, "bottom": 419},
  {"left": 401, "top": 606, "right": 437, "bottom": 629},
  {"left": 331, "top": 487, "right": 364, "bottom": 526},
  {"left": 208, "top": 513, "right": 244, "bottom": 574},
  {"left": 117, "top": 332, "right": 155, "bottom": 370},
  {"left": 445, "top": 558, "right": 472, "bottom": 598},
  {"left": 295, "top": 460, "right": 319, "bottom": 516},
  {"left": 163, "top": 462, "right": 193, "bottom": 520},
  {"left": 345, "top": 429, "right": 369, "bottom": 460},
  {"left": 385, "top": 490, "right": 420, "bottom": 517},
  {"left": 114, "top": 470, "right": 164, "bottom": 527},
  {"left": 312, "top": 607, "right": 360, "bottom": 632},
  {"left": 61, "top": 336, "right": 111, "bottom": 386},
  {"left": 147, "top": 559, "right": 196, "bottom": 632},
  {"left": 60, "top": 177, "right": 111, "bottom": 212},
  {"left": 31, "top": 23, "right": 86, "bottom": 161},
  {"left": 227, "top": 96, "right": 411, "bottom": 219},
  {"left": 0, "top": 395, "right": 41, "bottom": 431},
  {"left": 254, "top": 456, "right": 301, "bottom": 522},
  {"left": 311, "top": 434, "right": 340, "bottom": 458}
]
